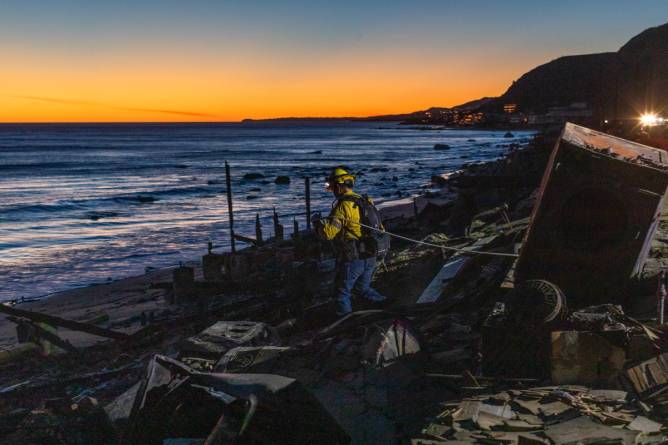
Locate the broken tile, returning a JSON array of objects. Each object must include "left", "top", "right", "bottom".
[
  {"left": 627, "top": 416, "right": 663, "bottom": 434},
  {"left": 545, "top": 416, "right": 638, "bottom": 445}
]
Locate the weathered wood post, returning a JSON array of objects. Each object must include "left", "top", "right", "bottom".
[
  {"left": 225, "top": 161, "right": 236, "bottom": 253},
  {"left": 293, "top": 218, "right": 299, "bottom": 238},
  {"left": 273, "top": 207, "right": 284, "bottom": 241},
  {"left": 255, "top": 214, "right": 263, "bottom": 244},
  {"left": 305, "top": 177, "right": 312, "bottom": 230}
]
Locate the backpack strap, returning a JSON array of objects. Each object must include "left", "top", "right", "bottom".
[{"left": 334, "top": 195, "right": 364, "bottom": 240}]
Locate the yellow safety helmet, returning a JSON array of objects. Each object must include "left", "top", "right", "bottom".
[{"left": 326, "top": 167, "right": 355, "bottom": 189}]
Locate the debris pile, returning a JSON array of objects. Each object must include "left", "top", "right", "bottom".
[
  {"left": 414, "top": 386, "right": 665, "bottom": 444},
  {"left": 3, "top": 124, "right": 668, "bottom": 443}
]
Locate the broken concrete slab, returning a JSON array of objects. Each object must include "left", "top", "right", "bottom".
[
  {"left": 627, "top": 416, "right": 663, "bottom": 434},
  {"left": 544, "top": 416, "right": 638, "bottom": 445},
  {"left": 179, "top": 320, "right": 280, "bottom": 360},
  {"left": 551, "top": 331, "right": 626, "bottom": 388},
  {"left": 417, "top": 236, "right": 497, "bottom": 304},
  {"left": 213, "top": 346, "right": 291, "bottom": 373},
  {"left": 125, "top": 355, "right": 350, "bottom": 445}
]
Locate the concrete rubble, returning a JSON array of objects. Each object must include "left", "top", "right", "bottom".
[{"left": 2, "top": 124, "right": 668, "bottom": 443}]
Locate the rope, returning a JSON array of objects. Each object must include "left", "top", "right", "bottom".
[{"left": 337, "top": 218, "right": 520, "bottom": 258}]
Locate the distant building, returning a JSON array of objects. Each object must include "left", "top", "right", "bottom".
[
  {"left": 503, "top": 103, "right": 517, "bottom": 114},
  {"left": 459, "top": 112, "right": 486, "bottom": 125},
  {"left": 527, "top": 102, "right": 594, "bottom": 126},
  {"left": 546, "top": 103, "right": 593, "bottom": 123}
]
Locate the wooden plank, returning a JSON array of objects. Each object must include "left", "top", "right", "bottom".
[
  {"left": 233, "top": 233, "right": 258, "bottom": 245},
  {"left": 0, "top": 303, "right": 130, "bottom": 340},
  {"left": 417, "top": 236, "right": 496, "bottom": 304},
  {"left": 14, "top": 318, "right": 79, "bottom": 355}
]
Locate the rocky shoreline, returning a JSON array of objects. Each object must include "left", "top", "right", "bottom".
[{"left": 2, "top": 127, "right": 668, "bottom": 444}]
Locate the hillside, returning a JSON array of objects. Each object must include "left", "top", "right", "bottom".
[{"left": 490, "top": 22, "right": 668, "bottom": 118}]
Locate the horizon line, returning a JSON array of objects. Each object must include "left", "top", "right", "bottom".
[{"left": 0, "top": 117, "right": 392, "bottom": 125}]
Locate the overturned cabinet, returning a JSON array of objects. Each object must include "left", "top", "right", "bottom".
[{"left": 516, "top": 123, "right": 668, "bottom": 304}]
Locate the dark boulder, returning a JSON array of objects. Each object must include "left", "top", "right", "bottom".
[
  {"left": 504, "top": 132, "right": 515, "bottom": 138},
  {"left": 136, "top": 195, "right": 156, "bottom": 203},
  {"left": 243, "top": 173, "right": 265, "bottom": 180},
  {"left": 275, "top": 176, "right": 291, "bottom": 185},
  {"left": 434, "top": 143, "right": 450, "bottom": 150},
  {"left": 431, "top": 175, "right": 448, "bottom": 187}
]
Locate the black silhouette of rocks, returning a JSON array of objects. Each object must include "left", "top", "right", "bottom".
[
  {"left": 488, "top": 23, "right": 668, "bottom": 119},
  {"left": 434, "top": 144, "right": 450, "bottom": 150},
  {"left": 243, "top": 173, "right": 265, "bottom": 180},
  {"left": 275, "top": 176, "right": 291, "bottom": 185},
  {"left": 504, "top": 132, "right": 515, "bottom": 138},
  {"left": 431, "top": 175, "right": 448, "bottom": 187}
]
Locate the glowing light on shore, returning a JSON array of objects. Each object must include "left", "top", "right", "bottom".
[{"left": 640, "top": 113, "right": 664, "bottom": 127}]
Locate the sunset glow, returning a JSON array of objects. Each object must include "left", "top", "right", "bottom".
[{"left": 1, "top": 0, "right": 666, "bottom": 122}]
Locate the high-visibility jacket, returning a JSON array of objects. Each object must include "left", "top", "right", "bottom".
[{"left": 319, "top": 190, "right": 364, "bottom": 242}]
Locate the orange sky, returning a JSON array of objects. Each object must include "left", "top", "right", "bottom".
[
  {"left": 0, "top": 44, "right": 542, "bottom": 122},
  {"left": 2, "top": 1, "right": 663, "bottom": 123}
]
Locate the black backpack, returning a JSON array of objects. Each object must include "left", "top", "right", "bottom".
[{"left": 338, "top": 194, "right": 391, "bottom": 259}]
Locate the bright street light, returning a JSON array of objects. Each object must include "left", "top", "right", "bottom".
[{"left": 640, "top": 113, "right": 664, "bottom": 127}]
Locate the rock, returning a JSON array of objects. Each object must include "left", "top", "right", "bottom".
[
  {"left": 467, "top": 138, "right": 476, "bottom": 142},
  {"left": 135, "top": 195, "right": 156, "bottom": 203},
  {"left": 243, "top": 173, "right": 265, "bottom": 180},
  {"left": 434, "top": 143, "right": 450, "bottom": 150},
  {"left": 246, "top": 195, "right": 259, "bottom": 200},
  {"left": 275, "top": 176, "right": 291, "bottom": 185},
  {"left": 250, "top": 187, "right": 261, "bottom": 192},
  {"left": 504, "top": 132, "right": 515, "bottom": 138},
  {"left": 85, "top": 211, "right": 119, "bottom": 221},
  {"left": 431, "top": 175, "right": 448, "bottom": 187}
]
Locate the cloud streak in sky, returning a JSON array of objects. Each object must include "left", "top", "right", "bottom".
[{"left": 9, "top": 95, "right": 219, "bottom": 119}]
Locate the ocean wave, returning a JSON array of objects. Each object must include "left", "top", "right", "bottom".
[
  {"left": 2, "top": 184, "right": 228, "bottom": 218},
  {"left": 0, "top": 162, "right": 76, "bottom": 171},
  {"left": 0, "top": 202, "right": 85, "bottom": 215}
]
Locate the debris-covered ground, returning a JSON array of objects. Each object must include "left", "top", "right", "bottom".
[{"left": 2, "top": 124, "right": 668, "bottom": 444}]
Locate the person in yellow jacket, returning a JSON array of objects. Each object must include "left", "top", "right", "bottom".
[{"left": 313, "top": 167, "right": 386, "bottom": 316}]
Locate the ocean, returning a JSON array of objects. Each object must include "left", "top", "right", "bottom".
[{"left": 0, "top": 122, "right": 533, "bottom": 301}]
